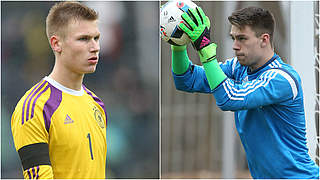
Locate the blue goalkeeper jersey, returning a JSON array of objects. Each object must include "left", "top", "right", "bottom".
[{"left": 173, "top": 53, "right": 319, "bottom": 178}]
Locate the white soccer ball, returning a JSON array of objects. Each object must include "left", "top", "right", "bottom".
[{"left": 160, "top": 0, "right": 198, "bottom": 46}]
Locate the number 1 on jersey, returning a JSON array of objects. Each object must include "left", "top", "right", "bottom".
[{"left": 87, "top": 133, "right": 94, "bottom": 160}]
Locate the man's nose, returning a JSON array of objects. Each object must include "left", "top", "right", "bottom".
[
  {"left": 232, "top": 40, "right": 240, "bottom": 51},
  {"left": 90, "top": 40, "right": 100, "bottom": 52}
]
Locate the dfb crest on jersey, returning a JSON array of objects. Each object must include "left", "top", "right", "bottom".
[{"left": 93, "top": 106, "right": 105, "bottom": 128}]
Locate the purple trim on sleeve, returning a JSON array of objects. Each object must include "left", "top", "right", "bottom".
[
  {"left": 32, "top": 167, "right": 36, "bottom": 179},
  {"left": 31, "top": 85, "right": 49, "bottom": 119},
  {"left": 27, "top": 168, "right": 32, "bottom": 179},
  {"left": 43, "top": 84, "right": 62, "bottom": 132},
  {"left": 82, "top": 85, "right": 107, "bottom": 125},
  {"left": 36, "top": 166, "right": 39, "bottom": 179},
  {"left": 22, "top": 80, "right": 44, "bottom": 125},
  {"left": 26, "top": 82, "right": 47, "bottom": 122}
]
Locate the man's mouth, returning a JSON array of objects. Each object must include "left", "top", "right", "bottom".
[
  {"left": 88, "top": 56, "right": 98, "bottom": 64},
  {"left": 236, "top": 53, "right": 244, "bottom": 57},
  {"left": 88, "top": 56, "right": 98, "bottom": 60}
]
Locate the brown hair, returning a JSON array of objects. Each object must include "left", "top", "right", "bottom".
[
  {"left": 228, "top": 7, "right": 275, "bottom": 45},
  {"left": 46, "top": 1, "right": 98, "bottom": 40}
]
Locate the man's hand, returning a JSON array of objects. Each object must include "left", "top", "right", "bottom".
[
  {"left": 178, "top": 7, "right": 227, "bottom": 90},
  {"left": 179, "top": 7, "right": 217, "bottom": 64},
  {"left": 179, "top": 7, "right": 211, "bottom": 51}
]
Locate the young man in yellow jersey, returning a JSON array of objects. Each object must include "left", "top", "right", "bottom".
[{"left": 11, "top": 2, "right": 107, "bottom": 178}]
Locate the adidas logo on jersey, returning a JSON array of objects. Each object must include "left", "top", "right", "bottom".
[{"left": 64, "top": 114, "right": 74, "bottom": 124}]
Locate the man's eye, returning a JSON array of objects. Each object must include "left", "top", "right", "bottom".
[{"left": 79, "top": 37, "right": 88, "bottom": 41}]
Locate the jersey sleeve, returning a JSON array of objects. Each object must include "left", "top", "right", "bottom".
[
  {"left": 22, "top": 165, "right": 53, "bottom": 179},
  {"left": 212, "top": 69, "right": 299, "bottom": 111},
  {"left": 11, "top": 94, "right": 54, "bottom": 179},
  {"left": 173, "top": 62, "right": 212, "bottom": 93},
  {"left": 172, "top": 56, "right": 238, "bottom": 93}
]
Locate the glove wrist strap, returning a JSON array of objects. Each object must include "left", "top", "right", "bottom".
[{"left": 198, "top": 43, "right": 217, "bottom": 63}]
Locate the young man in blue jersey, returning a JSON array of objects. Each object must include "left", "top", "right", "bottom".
[{"left": 171, "top": 6, "right": 319, "bottom": 178}]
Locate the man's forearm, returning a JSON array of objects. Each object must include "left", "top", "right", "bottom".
[
  {"left": 171, "top": 45, "right": 190, "bottom": 75},
  {"left": 202, "top": 60, "right": 227, "bottom": 90},
  {"left": 198, "top": 44, "right": 227, "bottom": 90}
]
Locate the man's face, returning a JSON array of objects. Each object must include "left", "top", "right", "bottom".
[
  {"left": 230, "top": 25, "right": 263, "bottom": 69},
  {"left": 59, "top": 19, "right": 100, "bottom": 75}
]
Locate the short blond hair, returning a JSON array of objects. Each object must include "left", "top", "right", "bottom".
[{"left": 46, "top": 1, "right": 98, "bottom": 40}]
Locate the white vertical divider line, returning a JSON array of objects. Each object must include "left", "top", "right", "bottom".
[
  {"left": 159, "top": 1, "right": 162, "bottom": 178},
  {"left": 0, "top": 1, "right": 2, "bottom": 178},
  {"left": 316, "top": 1, "right": 320, "bottom": 164}
]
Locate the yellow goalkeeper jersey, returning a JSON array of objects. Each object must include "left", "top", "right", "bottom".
[{"left": 11, "top": 76, "right": 107, "bottom": 179}]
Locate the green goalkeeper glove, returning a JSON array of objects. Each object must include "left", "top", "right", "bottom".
[
  {"left": 179, "top": 7, "right": 217, "bottom": 64},
  {"left": 179, "top": 7, "right": 226, "bottom": 90},
  {"left": 179, "top": 7, "right": 211, "bottom": 50}
]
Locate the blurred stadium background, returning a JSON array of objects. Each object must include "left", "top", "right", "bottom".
[
  {"left": 161, "top": 1, "right": 319, "bottom": 178},
  {"left": 1, "top": 1, "right": 159, "bottom": 178}
]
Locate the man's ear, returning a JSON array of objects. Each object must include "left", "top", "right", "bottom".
[
  {"left": 260, "top": 33, "right": 270, "bottom": 48},
  {"left": 50, "top": 35, "right": 62, "bottom": 53}
]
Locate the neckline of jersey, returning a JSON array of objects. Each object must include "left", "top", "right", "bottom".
[
  {"left": 43, "top": 76, "right": 85, "bottom": 96},
  {"left": 247, "top": 53, "right": 279, "bottom": 75}
]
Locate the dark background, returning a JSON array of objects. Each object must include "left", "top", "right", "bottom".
[{"left": 1, "top": 1, "right": 159, "bottom": 178}]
